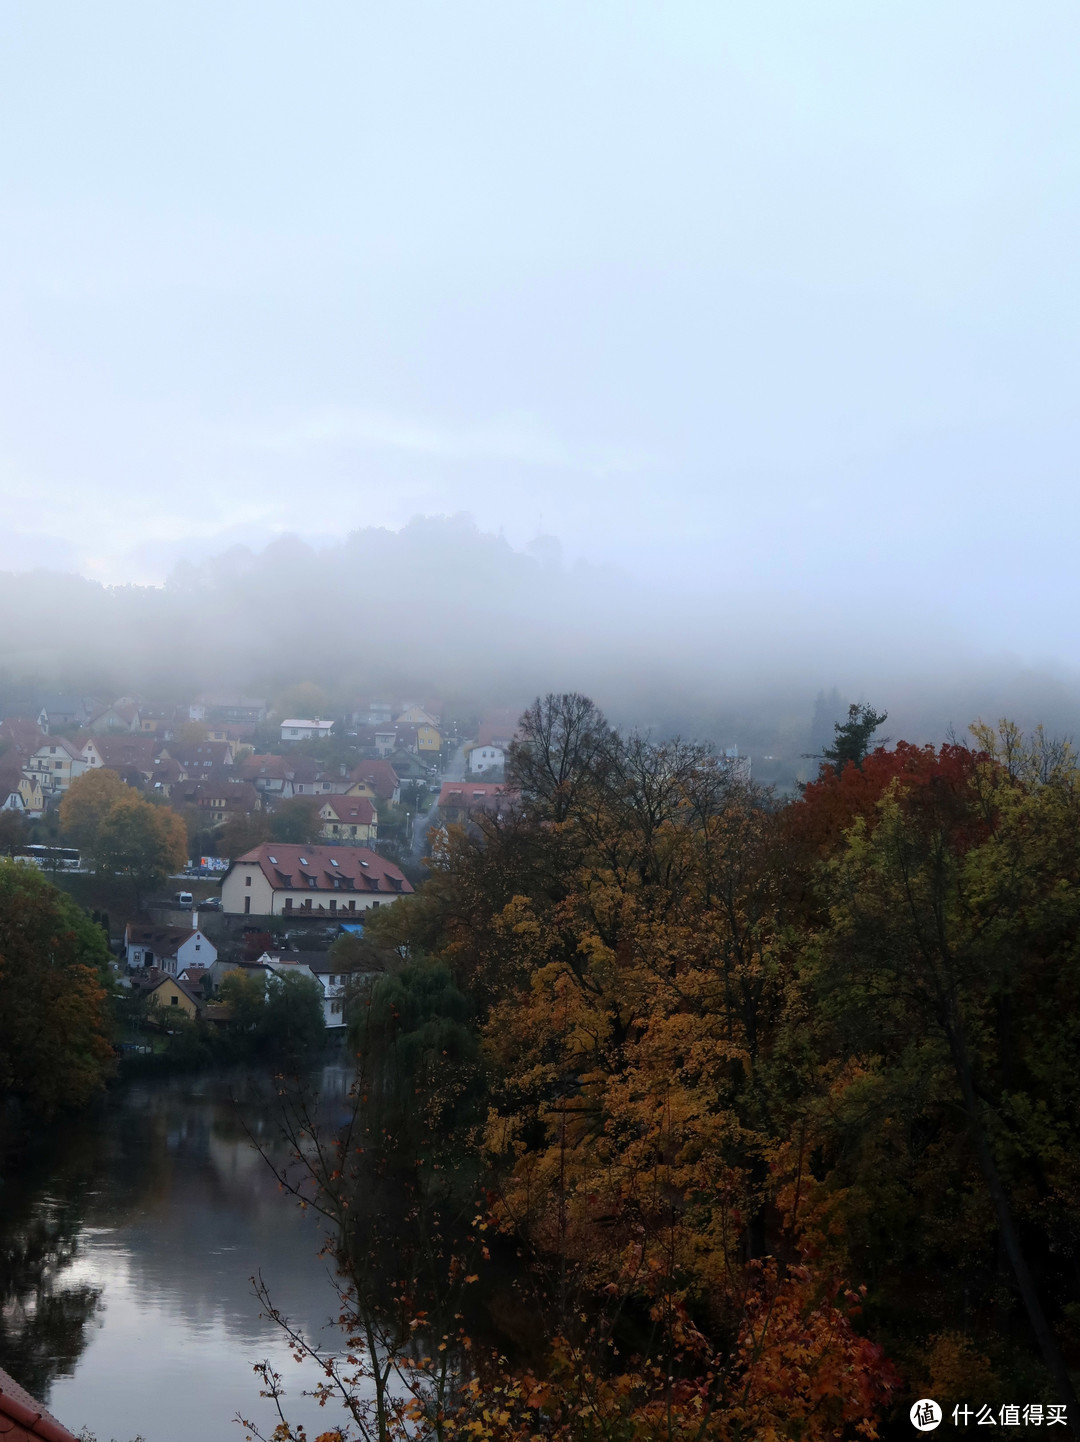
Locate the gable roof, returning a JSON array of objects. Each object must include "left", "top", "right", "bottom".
[
  {"left": 144, "top": 974, "right": 204, "bottom": 1008},
  {"left": 438, "top": 782, "right": 518, "bottom": 818},
  {"left": 231, "top": 843, "right": 412, "bottom": 896},
  {"left": 349, "top": 759, "right": 399, "bottom": 800},
  {"left": 124, "top": 921, "right": 206, "bottom": 957},
  {"left": 86, "top": 734, "right": 160, "bottom": 774},
  {"left": 32, "top": 737, "right": 84, "bottom": 762},
  {"left": 162, "top": 741, "right": 234, "bottom": 771},
  {"left": 319, "top": 796, "right": 375, "bottom": 825}
]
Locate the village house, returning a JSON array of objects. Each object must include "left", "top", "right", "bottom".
[
  {"left": 0, "top": 766, "right": 44, "bottom": 816},
  {"left": 351, "top": 699, "right": 393, "bottom": 726},
  {"left": 124, "top": 921, "right": 218, "bottom": 975},
  {"left": 239, "top": 754, "right": 350, "bottom": 798},
  {"left": 81, "top": 733, "right": 160, "bottom": 782},
  {"left": 141, "top": 972, "right": 203, "bottom": 1019},
  {"left": 465, "top": 740, "right": 506, "bottom": 774},
  {"left": 396, "top": 722, "right": 442, "bottom": 756},
  {"left": 160, "top": 740, "right": 236, "bottom": 774},
  {"left": 221, "top": 842, "right": 412, "bottom": 917},
  {"left": 177, "top": 963, "right": 211, "bottom": 993},
  {"left": 256, "top": 950, "right": 356, "bottom": 1028},
  {"left": 437, "top": 781, "right": 517, "bottom": 828},
  {"left": 88, "top": 699, "right": 142, "bottom": 733},
  {"left": 171, "top": 779, "right": 261, "bottom": 826},
  {"left": 38, "top": 695, "right": 97, "bottom": 734},
  {"left": 24, "top": 737, "right": 88, "bottom": 795},
  {"left": 205, "top": 696, "right": 268, "bottom": 724},
  {"left": 395, "top": 703, "right": 440, "bottom": 726},
  {"left": 137, "top": 707, "right": 173, "bottom": 735},
  {"left": 350, "top": 759, "right": 401, "bottom": 806},
  {"left": 203, "top": 957, "right": 272, "bottom": 997},
  {"left": 280, "top": 718, "right": 335, "bottom": 742},
  {"left": 318, "top": 795, "right": 378, "bottom": 843}
]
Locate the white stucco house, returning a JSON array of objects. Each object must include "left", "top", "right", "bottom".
[
  {"left": 124, "top": 922, "right": 217, "bottom": 975},
  {"left": 221, "top": 843, "right": 413, "bottom": 917},
  {"left": 465, "top": 741, "right": 506, "bottom": 775},
  {"left": 256, "top": 951, "right": 365, "bottom": 1029},
  {"left": 280, "top": 719, "right": 335, "bottom": 742}
]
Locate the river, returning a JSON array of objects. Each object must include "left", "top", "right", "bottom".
[{"left": 0, "top": 1065, "right": 363, "bottom": 1442}]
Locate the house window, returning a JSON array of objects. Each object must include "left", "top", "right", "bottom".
[
  {"left": 244, "top": 897, "right": 251, "bottom": 914},
  {"left": 195, "top": 943, "right": 201, "bottom": 951},
  {"left": 170, "top": 995, "right": 179, "bottom": 1006},
  {"left": 331, "top": 1000, "right": 342, "bottom": 1015},
  {"left": 348, "top": 900, "right": 355, "bottom": 911},
  {"left": 329, "top": 900, "right": 337, "bottom": 912},
  {"left": 285, "top": 897, "right": 293, "bottom": 910}
]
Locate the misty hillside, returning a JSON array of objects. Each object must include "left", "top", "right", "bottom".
[{"left": 2, "top": 513, "right": 1079, "bottom": 786}]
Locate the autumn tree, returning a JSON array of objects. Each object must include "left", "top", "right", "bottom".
[
  {"left": 174, "top": 719, "right": 209, "bottom": 745},
  {"left": 59, "top": 767, "right": 129, "bottom": 854},
  {"left": 0, "top": 861, "right": 115, "bottom": 1115},
  {"left": 784, "top": 722, "right": 1080, "bottom": 1410},
  {"left": 95, "top": 793, "right": 188, "bottom": 908}
]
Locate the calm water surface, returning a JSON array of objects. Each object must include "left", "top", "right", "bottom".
[{"left": 0, "top": 1065, "right": 363, "bottom": 1442}]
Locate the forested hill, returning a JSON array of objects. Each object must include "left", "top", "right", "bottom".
[{"left": 2, "top": 516, "right": 1079, "bottom": 775}]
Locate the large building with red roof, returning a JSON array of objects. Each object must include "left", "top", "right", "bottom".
[{"left": 221, "top": 843, "right": 412, "bottom": 917}]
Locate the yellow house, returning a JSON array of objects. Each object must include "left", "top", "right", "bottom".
[
  {"left": 416, "top": 724, "right": 441, "bottom": 754},
  {"left": 318, "top": 795, "right": 378, "bottom": 842},
  {"left": 144, "top": 975, "right": 202, "bottom": 1019},
  {"left": 395, "top": 704, "right": 439, "bottom": 726},
  {"left": 344, "top": 779, "right": 376, "bottom": 801},
  {"left": 17, "top": 774, "right": 45, "bottom": 816}
]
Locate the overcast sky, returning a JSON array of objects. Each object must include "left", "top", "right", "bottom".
[{"left": 1, "top": 3, "right": 1078, "bottom": 666}]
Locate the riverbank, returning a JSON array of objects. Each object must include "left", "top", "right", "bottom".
[{"left": 0, "top": 1063, "right": 360, "bottom": 1442}]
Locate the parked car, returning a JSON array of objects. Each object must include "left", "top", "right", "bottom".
[
  {"left": 176, "top": 891, "right": 193, "bottom": 909},
  {"left": 200, "top": 896, "right": 222, "bottom": 911}
]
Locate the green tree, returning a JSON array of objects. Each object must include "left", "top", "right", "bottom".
[
  {"left": 218, "top": 968, "right": 267, "bottom": 1033},
  {"left": 817, "top": 700, "right": 888, "bottom": 774},
  {"left": 269, "top": 796, "right": 321, "bottom": 845},
  {"left": 0, "top": 861, "right": 115, "bottom": 1115},
  {"left": 219, "top": 810, "right": 271, "bottom": 859},
  {"left": 261, "top": 971, "right": 326, "bottom": 1062},
  {"left": 0, "top": 809, "right": 26, "bottom": 857}
]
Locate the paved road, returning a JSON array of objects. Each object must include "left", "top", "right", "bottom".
[{"left": 411, "top": 740, "right": 468, "bottom": 860}]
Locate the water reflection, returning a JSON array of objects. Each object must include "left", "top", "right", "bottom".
[{"left": 0, "top": 1065, "right": 357, "bottom": 1441}]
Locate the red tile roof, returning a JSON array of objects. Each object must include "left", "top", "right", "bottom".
[
  {"left": 0, "top": 1365, "right": 80, "bottom": 1441},
  {"left": 233, "top": 843, "right": 412, "bottom": 895},
  {"left": 349, "top": 759, "right": 400, "bottom": 800},
  {"left": 437, "top": 782, "right": 518, "bottom": 819},
  {"left": 87, "top": 734, "right": 160, "bottom": 774},
  {"left": 319, "top": 796, "right": 375, "bottom": 825}
]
